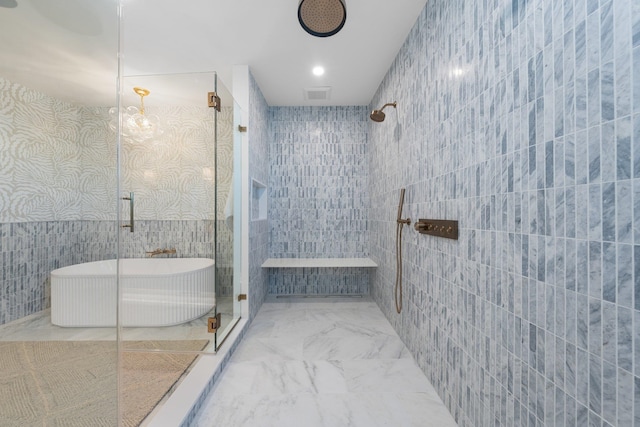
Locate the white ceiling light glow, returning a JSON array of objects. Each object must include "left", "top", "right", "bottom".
[{"left": 312, "top": 66, "right": 325, "bottom": 76}]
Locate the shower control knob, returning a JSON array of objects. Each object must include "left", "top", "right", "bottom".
[{"left": 413, "top": 218, "right": 459, "bottom": 240}]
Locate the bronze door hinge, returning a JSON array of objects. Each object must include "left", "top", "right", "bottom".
[
  {"left": 207, "top": 312, "right": 222, "bottom": 333},
  {"left": 208, "top": 92, "right": 221, "bottom": 112}
]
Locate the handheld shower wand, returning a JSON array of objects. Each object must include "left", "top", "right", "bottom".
[
  {"left": 395, "top": 188, "right": 410, "bottom": 313},
  {"left": 397, "top": 188, "right": 410, "bottom": 225}
]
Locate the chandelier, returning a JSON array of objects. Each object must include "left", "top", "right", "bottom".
[{"left": 109, "top": 87, "right": 163, "bottom": 143}]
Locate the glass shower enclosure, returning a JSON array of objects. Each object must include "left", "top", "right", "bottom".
[
  {"left": 116, "top": 71, "right": 242, "bottom": 348},
  {"left": 0, "top": 1, "right": 121, "bottom": 425},
  {"left": 0, "top": 1, "right": 242, "bottom": 424},
  {"left": 115, "top": 70, "right": 242, "bottom": 423}
]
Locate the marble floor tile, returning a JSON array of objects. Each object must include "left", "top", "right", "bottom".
[
  {"left": 341, "top": 358, "right": 440, "bottom": 394},
  {"left": 232, "top": 336, "right": 304, "bottom": 361},
  {"left": 195, "top": 392, "right": 456, "bottom": 427},
  {"left": 193, "top": 296, "right": 457, "bottom": 427},
  {"left": 302, "top": 335, "right": 410, "bottom": 360},
  {"left": 248, "top": 360, "right": 348, "bottom": 394}
]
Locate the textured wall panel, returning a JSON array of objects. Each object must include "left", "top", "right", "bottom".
[
  {"left": 119, "top": 106, "right": 231, "bottom": 221},
  {"left": 0, "top": 78, "right": 234, "bottom": 223},
  {"left": 0, "top": 77, "right": 82, "bottom": 223}
]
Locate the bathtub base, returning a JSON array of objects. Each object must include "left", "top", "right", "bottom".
[{"left": 51, "top": 258, "right": 215, "bottom": 328}]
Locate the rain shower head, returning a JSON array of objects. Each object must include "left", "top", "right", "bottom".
[
  {"left": 298, "top": 0, "right": 347, "bottom": 37},
  {"left": 370, "top": 101, "right": 397, "bottom": 122}
]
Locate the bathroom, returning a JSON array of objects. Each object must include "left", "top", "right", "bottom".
[{"left": 1, "top": 0, "right": 639, "bottom": 425}]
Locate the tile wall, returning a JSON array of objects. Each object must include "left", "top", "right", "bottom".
[
  {"left": 0, "top": 221, "right": 99, "bottom": 324},
  {"left": 248, "top": 71, "right": 271, "bottom": 318},
  {"left": 268, "top": 106, "right": 370, "bottom": 295},
  {"left": 267, "top": 266, "right": 371, "bottom": 295},
  {"left": 0, "top": 219, "right": 230, "bottom": 325},
  {"left": 368, "top": 0, "right": 639, "bottom": 425}
]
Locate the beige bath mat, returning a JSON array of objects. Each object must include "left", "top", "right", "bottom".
[{"left": 0, "top": 340, "right": 208, "bottom": 426}]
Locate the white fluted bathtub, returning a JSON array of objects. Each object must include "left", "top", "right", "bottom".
[{"left": 51, "top": 258, "right": 215, "bottom": 327}]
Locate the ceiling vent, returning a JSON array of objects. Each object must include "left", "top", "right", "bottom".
[{"left": 304, "top": 86, "right": 331, "bottom": 101}]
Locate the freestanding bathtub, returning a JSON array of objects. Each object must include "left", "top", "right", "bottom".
[{"left": 51, "top": 258, "right": 215, "bottom": 327}]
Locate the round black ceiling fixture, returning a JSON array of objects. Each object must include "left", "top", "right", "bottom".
[{"left": 298, "top": 0, "right": 346, "bottom": 38}]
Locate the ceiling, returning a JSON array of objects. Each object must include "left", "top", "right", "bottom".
[{"left": 0, "top": 0, "right": 427, "bottom": 107}]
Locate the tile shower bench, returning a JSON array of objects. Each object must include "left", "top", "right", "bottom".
[
  {"left": 261, "top": 258, "right": 377, "bottom": 268},
  {"left": 262, "top": 258, "right": 377, "bottom": 295}
]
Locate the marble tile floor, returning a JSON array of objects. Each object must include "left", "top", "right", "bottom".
[
  {"left": 192, "top": 296, "right": 457, "bottom": 427},
  {"left": 0, "top": 296, "right": 234, "bottom": 351}
]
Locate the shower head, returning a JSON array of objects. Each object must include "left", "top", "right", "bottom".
[
  {"left": 370, "top": 101, "right": 397, "bottom": 122},
  {"left": 298, "top": 0, "right": 347, "bottom": 37}
]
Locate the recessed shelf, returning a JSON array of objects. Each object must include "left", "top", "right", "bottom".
[{"left": 251, "top": 178, "right": 267, "bottom": 221}]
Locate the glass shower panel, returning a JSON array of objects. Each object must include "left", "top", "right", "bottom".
[
  {"left": 0, "top": 0, "right": 119, "bottom": 425},
  {"left": 116, "top": 71, "right": 242, "bottom": 424},
  {"left": 117, "top": 72, "right": 219, "bottom": 354},
  {"left": 212, "top": 77, "right": 242, "bottom": 350}
]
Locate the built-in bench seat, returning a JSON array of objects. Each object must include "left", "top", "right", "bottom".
[{"left": 261, "top": 258, "right": 377, "bottom": 268}]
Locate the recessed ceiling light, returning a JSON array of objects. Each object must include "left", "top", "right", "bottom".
[{"left": 312, "top": 66, "right": 325, "bottom": 76}]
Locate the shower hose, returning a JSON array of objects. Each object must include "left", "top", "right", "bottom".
[{"left": 395, "top": 220, "right": 405, "bottom": 313}]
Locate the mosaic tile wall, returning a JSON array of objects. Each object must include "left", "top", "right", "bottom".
[
  {"left": 268, "top": 106, "right": 370, "bottom": 295},
  {"left": 0, "top": 219, "right": 232, "bottom": 325},
  {"left": 1, "top": 221, "right": 87, "bottom": 325},
  {"left": 267, "top": 267, "right": 372, "bottom": 295},
  {"left": 248, "top": 71, "right": 270, "bottom": 318},
  {"left": 368, "top": 0, "right": 639, "bottom": 426},
  {"left": 214, "top": 222, "right": 234, "bottom": 298}
]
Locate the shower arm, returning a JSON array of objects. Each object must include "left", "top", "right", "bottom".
[{"left": 379, "top": 102, "right": 397, "bottom": 112}]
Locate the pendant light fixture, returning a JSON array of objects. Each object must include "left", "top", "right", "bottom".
[
  {"left": 109, "top": 87, "right": 163, "bottom": 143},
  {"left": 298, "top": 0, "right": 346, "bottom": 38}
]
